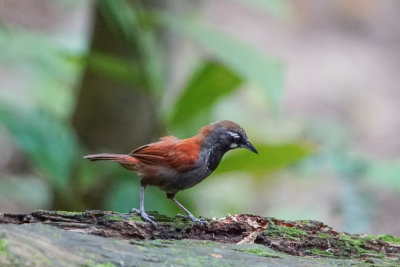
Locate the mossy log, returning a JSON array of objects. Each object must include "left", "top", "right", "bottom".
[{"left": 0, "top": 210, "right": 399, "bottom": 266}]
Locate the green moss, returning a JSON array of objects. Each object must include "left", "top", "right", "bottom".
[
  {"left": 301, "top": 220, "right": 312, "bottom": 226},
  {"left": 338, "top": 234, "right": 385, "bottom": 258},
  {"left": 103, "top": 213, "right": 145, "bottom": 222},
  {"left": 134, "top": 245, "right": 148, "bottom": 252},
  {"left": 146, "top": 211, "right": 175, "bottom": 222},
  {"left": 128, "top": 215, "right": 143, "bottom": 222},
  {"left": 339, "top": 234, "right": 365, "bottom": 255},
  {"left": 103, "top": 211, "right": 206, "bottom": 226},
  {"left": 56, "top": 211, "right": 84, "bottom": 216},
  {"left": 378, "top": 234, "right": 400, "bottom": 245},
  {"left": 170, "top": 218, "right": 193, "bottom": 229},
  {"left": 174, "top": 259, "right": 185, "bottom": 265},
  {"left": 352, "top": 244, "right": 371, "bottom": 256},
  {"left": 0, "top": 238, "right": 8, "bottom": 257},
  {"left": 104, "top": 216, "right": 124, "bottom": 222},
  {"left": 34, "top": 251, "right": 52, "bottom": 266},
  {"left": 199, "top": 240, "right": 218, "bottom": 246},
  {"left": 241, "top": 248, "right": 281, "bottom": 258},
  {"left": 343, "top": 240, "right": 352, "bottom": 251},
  {"left": 263, "top": 221, "right": 306, "bottom": 241},
  {"left": 339, "top": 234, "right": 351, "bottom": 241},
  {"left": 143, "top": 239, "right": 174, "bottom": 248},
  {"left": 154, "top": 216, "right": 194, "bottom": 230},
  {"left": 81, "top": 261, "right": 116, "bottom": 267},
  {"left": 308, "top": 248, "right": 334, "bottom": 257},
  {"left": 318, "top": 233, "right": 332, "bottom": 239},
  {"left": 95, "top": 263, "right": 116, "bottom": 267},
  {"left": 52, "top": 232, "right": 62, "bottom": 238}
]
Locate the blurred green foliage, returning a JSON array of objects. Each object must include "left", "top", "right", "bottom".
[
  {"left": 76, "top": 52, "right": 145, "bottom": 89},
  {"left": 215, "top": 143, "right": 312, "bottom": 177},
  {"left": 367, "top": 161, "right": 400, "bottom": 190},
  {"left": 0, "top": 0, "right": 311, "bottom": 216},
  {"left": 0, "top": 106, "right": 79, "bottom": 189},
  {"left": 232, "top": 0, "right": 294, "bottom": 19},
  {"left": 0, "top": 28, "right": 77, "bottom": 118},
  {"left": 99, "top": 0, "right": 164, "bottom": 95},
  {"left": 168, "top": 61, "right": 242, "bottom": 129},
  {"left": 2, "top": 0, "right": 399, "bottom": 236},
  {"left": 159, "top": 13, "right": 284, "bottom": 108}
]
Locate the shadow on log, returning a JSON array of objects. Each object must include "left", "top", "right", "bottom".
[{"left": 1, "top": 210, "right": 399, "bottom": 266}]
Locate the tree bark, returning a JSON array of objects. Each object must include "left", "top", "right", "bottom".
[
  {"left": 72, "top": 4, "right": 159, "bottom": 153},
  {"left": 1, "top": 210, "right": 399, "bottom": 266}
]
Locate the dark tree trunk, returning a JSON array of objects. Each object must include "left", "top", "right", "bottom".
[{"left": 72, "top": 3, "right": 160, "bottom": 153}]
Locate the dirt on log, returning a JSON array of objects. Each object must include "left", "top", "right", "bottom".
[{"left": 0, "top": 210, "right": 399, "bottom": 266}]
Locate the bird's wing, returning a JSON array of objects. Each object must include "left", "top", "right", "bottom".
[{"left": 130, "top": 136, "right": 200, "bottom": 172}]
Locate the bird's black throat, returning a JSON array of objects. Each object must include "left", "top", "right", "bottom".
[{"left": 206, "top": 146, "right": 230, "bottom": 172}]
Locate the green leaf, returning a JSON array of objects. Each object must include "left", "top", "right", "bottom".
[
  {"left": 0, "top": 27, "right": 76, "bottom": 84},
  {"left": 67, "top": 52, "right": 145, "bottom": 88},
  {"left": 98, "top": 0, "right": 139, "bottom": 45},
  {"left": 169, "top": 60, "right": 242, "bottom": 127},
  {"left": 367, "top": 160, "right": 400, "bottom": 190},
  {"left": 0, "top": 27, "right": 80, "bottom": 119},
  {"left": 99, "top": 0, "right": 164, "bottom": 94},
  {"left": 214, "top": 143, "right": 313, "bottom": 176},
  {"left": 0, "top": 105, "right": 79, "bottom": 189},
  {"left": 158, "top": 15, "right": 284, "bottom": 107},
  {"left": 231, "top": 0, "right": 294, "bottom": 19}
]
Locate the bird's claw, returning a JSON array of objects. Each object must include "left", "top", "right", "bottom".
[
  {"left": 176, "top": 214, "right": 187, "bottom": 219},
  {"left": 141, "top": 212, "right": 158, "bottom": 228},
  {"left": 130, "top": 208, "right": 157, "bottom": 227},
  {"left": 130, "top": 208, "right": 140, "bottom": 214},
  {"left": 177, "top": 214, "right": 209, "bottom": 226},
  {"left": 130, "top": 208, "right": 156, "bottom": 220}
]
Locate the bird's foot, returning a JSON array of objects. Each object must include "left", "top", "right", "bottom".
[
  {"left": 177, "top": 214, "right": 209, "bottom": 226},
  {"left": 141, "top": 212, "right": 158, "bottom": 228},
  {"left": 130, "top": 208, "right": 157, "bottom": 227},
  {"left": 130, "top": 208, "right": 156, "bottom": 220}
]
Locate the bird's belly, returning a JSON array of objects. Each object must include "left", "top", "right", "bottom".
[
  {"left": 159, "top": 166, "right": 211, "bottom": 193},
  {"left": 160, "top": 148, "right": 224, "bottom": 193}
]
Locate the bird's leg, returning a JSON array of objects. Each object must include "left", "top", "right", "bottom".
[
  {"left": 130, "top": 186, "right": 157, "bottom": 227},
  {"left": 166, "top": 193, "right": 208, "bottom": 225}
]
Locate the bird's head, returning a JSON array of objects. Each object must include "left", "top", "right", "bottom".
[{"left": 199, "top": 120, "right": 258, "bottom": 154}]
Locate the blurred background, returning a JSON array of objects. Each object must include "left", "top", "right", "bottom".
[{"left": 1, "top": 0, "right": 400, "bottom": 236}]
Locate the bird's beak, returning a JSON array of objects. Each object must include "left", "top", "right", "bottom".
[{"left": 241, "top": 140, "right": 258, "bottom": 154}]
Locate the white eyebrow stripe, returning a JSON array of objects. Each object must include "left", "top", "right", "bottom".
[{"left": 227, "top": 131, "right": 240, "bottom": 139}]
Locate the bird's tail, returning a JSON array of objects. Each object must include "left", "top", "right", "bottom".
[{"left": 84, "top": 153, "right": 139, "bottom": 165}]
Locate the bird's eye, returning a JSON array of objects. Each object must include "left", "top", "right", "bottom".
[{"left": 227, "top": 131, "right": 241, "bottom": 142}]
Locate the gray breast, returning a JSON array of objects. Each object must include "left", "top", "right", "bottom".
[{"left": 160, "top": 148, "right": 213, "bottom": 194}]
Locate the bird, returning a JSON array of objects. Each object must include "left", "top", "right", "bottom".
[{"left": 84, "top": 120, "right": 258, "bottom": 227}]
